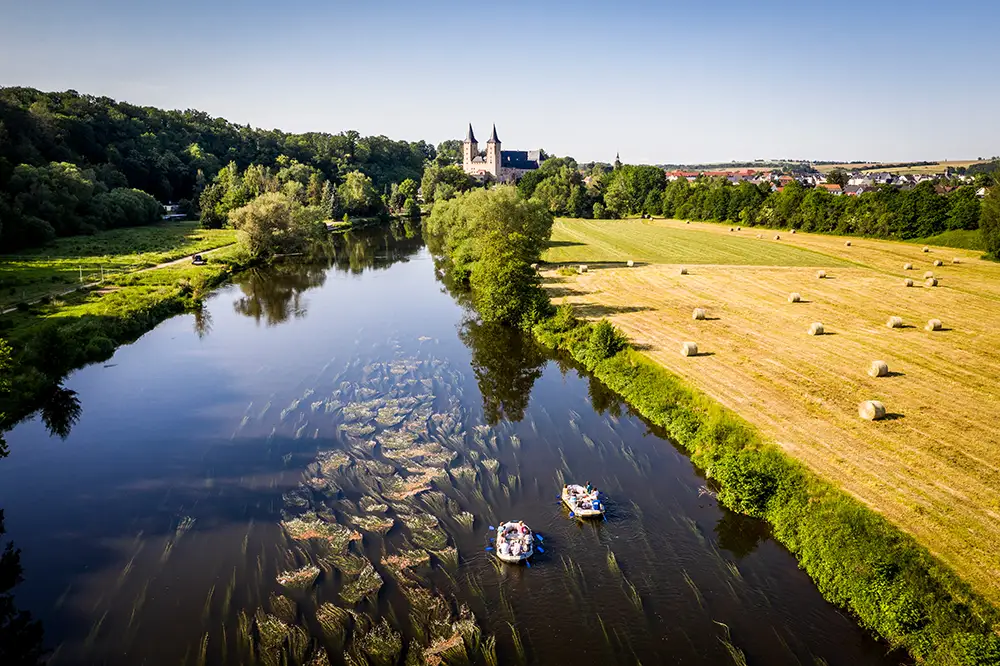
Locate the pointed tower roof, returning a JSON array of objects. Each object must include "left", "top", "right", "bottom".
[
  {"left": 466, "top": 123, "right": 477, "bottom": 143},
  {"left": 488, "top": 124, "right": 500, "bottom": 143}
]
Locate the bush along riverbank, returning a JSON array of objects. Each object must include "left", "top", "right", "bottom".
[
  {"left": 0, "top": 247, "right": 252, "bottom": 427},
  {"left": 425, "top": 186, "right": 1000, "bottom": 664},
  {"left": 533, "top": 306, "right": 1000, "bottom": 664}
]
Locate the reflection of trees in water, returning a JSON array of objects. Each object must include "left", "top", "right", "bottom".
[
  {"left": 0, "top": 437, "right": 47, "bottom": 664},
  {"left": 714, "top": 508, "right": 770, "bottom": 559},
  {"left": 232, "top": 224, "right": 426, "bottom": 327},
  {"left": 192, "top": 303, "right": 213, "bottom": 339},
  {"left": 233, "top": 264, "right": 328, "bottom": 326},
  {"left": 39, "top": 386, "right": 82, "bottom": 440},
  {"left": 459, "top": 318, "right": 546, "bottom": 425},
  {"left": 586, "top": 375, "right": 624, "bottom": 419},
  {"left": 329, "top": 223, "right": 424, "bottom": 274}
]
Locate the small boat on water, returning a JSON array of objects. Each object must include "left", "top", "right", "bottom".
[
  {"left": 562, "top": 483, "right": 605, "bottom": 517},
  {"left": 495, "top": 521, "right": 534, "bottom": 563}
]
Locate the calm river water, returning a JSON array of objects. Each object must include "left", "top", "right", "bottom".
[{"left": 0, "top": 224, "right": 905, "bottom": 665}]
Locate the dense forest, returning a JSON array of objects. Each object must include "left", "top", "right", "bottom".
[{"left": 0, "top": 88, "right": 433, "bottom": 251}]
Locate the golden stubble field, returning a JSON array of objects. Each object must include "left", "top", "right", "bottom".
[{"left": 543, "top": 218, "right": 1000, "bottom": 605}]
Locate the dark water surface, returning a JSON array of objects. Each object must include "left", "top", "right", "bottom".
[{"left": 0, "top": 226, "right": 904, "bottom": 665}]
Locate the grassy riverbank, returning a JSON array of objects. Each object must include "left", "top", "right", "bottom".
[
  {"left": 0, "top": 239, "right": 248, "bottom": 425},
  {"left": 0, "top": 222, "right": 237, "bottom": 308},
  {"left": 533, "top": 309, "right": 1000, "bottom": 663}
]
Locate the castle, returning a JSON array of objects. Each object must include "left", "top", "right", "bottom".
[{"left": 462, "top": 124, "right": 541, "bottom": 183}]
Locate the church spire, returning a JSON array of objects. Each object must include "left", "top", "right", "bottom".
[
  {"left": 466, "top": 123, "right": 477, "bottom": 143},
  {"left": 488, "top": 124, "right": 500, "bottom": 143}
]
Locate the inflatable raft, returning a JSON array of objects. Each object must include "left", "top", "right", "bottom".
[
  {"left": 562, "top": 484, "right": 605, "bottom": 517},
  {"left": 495, "top": 521, "right": 534, "bottom": 563}
]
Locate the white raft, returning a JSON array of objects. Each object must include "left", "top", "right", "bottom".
[
  {"left": 495, "top": 521, "right": 534, "bottom": 563},
  {"left": 562, "top": 484, "right": 605, "bottom": 518}
]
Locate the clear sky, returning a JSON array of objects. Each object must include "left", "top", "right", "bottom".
[{"left": 1, "top": 0, "right": 998, "bottom": 164}]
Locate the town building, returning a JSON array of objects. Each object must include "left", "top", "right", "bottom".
[{"left": 462, "top": 124, "right": 541, "bottom": 183}]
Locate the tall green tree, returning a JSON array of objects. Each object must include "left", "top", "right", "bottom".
[{"left": 980, "top": 179, "right": 1000, "bottom": 258}]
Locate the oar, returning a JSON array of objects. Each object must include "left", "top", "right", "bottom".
[
  {"left": 536, "top": 534, "right": 544, "bottom": 541},
  {"left": 525, "top": 561, "right": 531, "bottom": 568},
  {"left": 536, "top": 546, "right": 545, "bottom": 553},
  {"left": 485, "top": 546, "right": 494, "bottom": 551},
  {"left": 488, "top": 525, "right": 495, "bottom": 531}
]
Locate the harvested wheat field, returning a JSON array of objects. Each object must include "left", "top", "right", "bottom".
[{"left": 543, "top": 217, "right": 1000, "bottom": 606}]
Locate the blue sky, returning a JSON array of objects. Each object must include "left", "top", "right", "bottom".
[{"left": 1, "top": 0, "right": 998, "bottom": 164}]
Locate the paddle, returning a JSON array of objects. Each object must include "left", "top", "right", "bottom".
[
  {"left": 485, "top": 546, "right": 494, "bottom": 551},
  {"left": 536, "top": 534, "right": 544, "bottom": 541},
  {"left": 536, "top": 546, "right": 545, "bottom": 553}
]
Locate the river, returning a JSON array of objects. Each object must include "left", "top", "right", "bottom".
[{"left": 0, "top": 223, "right": 904, "bottom": 665}]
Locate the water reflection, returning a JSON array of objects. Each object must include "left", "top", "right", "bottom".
[
  {"left": 233, "top": 265, "right": 328, "bottom": 326},
  {"left": 715, "top": 509, "right": 770, "bottom": 559},
  {"left": 459, "top": 318, "right": 546, "bottom": 425},
  {"left": 0, "top": 434, "right": 46, "bottom": 665},
  {"left": 232, "top": 224, "right": 426, "bottom": 327},
  {"left": 39, "top": 386, "right": 82, "bottom": 440}
]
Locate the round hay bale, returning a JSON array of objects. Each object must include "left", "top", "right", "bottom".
[
  {"left": 926, "top": 277, "right": 938, "bottom": 287},
  {"left": 578, "top": 264, "right": 588, "bottom": 274},
  {"left": 774, "top": 234, "right": 781, "bottom": 240},
  {"left": 952, "top": 257, "right": 960, "bottom": 264},
  {"left": 859, "top": 400, "right": 887, "bottom": 421},
  {"left": 788, "top": 292, "right": 801, "bottom": 303},
  {"left": 679, "top": 267, "right": 688, "bottom": 275},
  {"left": 925, "top": 318, "right": 942, "bottom": 331},
  {"left": 845, "top": 240, "right": 852, "bottom": 247},
  {"left": 869, "top": 360, "right": 888, "bottom": 377},
  {"left": 756, "top": 233, "right": 762, "bottom": 239},
  {"left": 626, "top": 259, "right": 635, "bottom": 267},
  {"left": 922, "top": 246, "right": 930, "bottom": 253},
  {"left": 886, "top": 316, "right": 903, "bottom": 329},
  {"left": 530, "top": 263, "right": 538, "bottom": 270},
  {"left": 737, "top": 226, "right": 742, "bottom": 231},
  {"left": 816, "top": 270, "right": 826, "bottom": 279},
  {"left": 681, "top": 341, "right": 698, "bottom": 357},
  {"left": 903, "top": 278, "right": 914, "bottom": 287},
  {"left": 729, "top": 227, "right": 734, "bottom": 232},
  {"left": 903, "top": 263, "right": 912, "bottom": 270},
  {"left": 692, "top": 308, "right": 706, "bottom": 321},
  {"left": 933, "top": 259, "right": 943, "bottom": 267},
  {"left": 924, "top": 271, "right": 934, "bottom": 279},
  {"left": 686, "top": 220, "right": 690, "bottom": 224},
  {"left": 790, "top": 229, "right": 797, "bottom": 234},
  {"left": 808, "top": 322, "right": 824, "bottom": 336}
]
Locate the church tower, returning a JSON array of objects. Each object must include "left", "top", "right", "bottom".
[
  {"left": 463, "top": 124, "right": 478, "bottom": 170},
  {"left": 486, "top": 124, "right": 501, "bottom": 178}
]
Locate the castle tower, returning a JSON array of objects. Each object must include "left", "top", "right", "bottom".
[
  {"left": 463, "top": 124, "right": 478, "bottom": 169},
  {"left": 486, "top": 124, "right": 501, "bottom": 178}
]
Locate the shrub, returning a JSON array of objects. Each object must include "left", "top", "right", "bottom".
[{"left": 581, "top": 319, "right": 628, "bottom": 369}]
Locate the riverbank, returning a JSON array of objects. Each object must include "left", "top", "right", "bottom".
[
  {"left": 532, "top": 310, "right": 1000, "bottom": 663},
  {"left": 0, "top": 243, "right": 250, "bottom": 426}
]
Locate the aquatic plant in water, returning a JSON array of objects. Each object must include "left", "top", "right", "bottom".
[
  {"left": 339, "top": 562, "right": 383, "bottom": 605},
  {"left": 276, "top": 564, "right": 320, "bottom": 590}
]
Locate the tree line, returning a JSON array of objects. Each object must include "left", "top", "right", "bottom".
[
  {"left": 0, "top": 87, "right": 433, "bottom": 251},
  {"left": 516, "top": 156, "right": 998, "bottom": 250}
]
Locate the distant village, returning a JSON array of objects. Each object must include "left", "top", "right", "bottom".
[{"left": 663, "top": 167, "right": 991, "bottom": 197}]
